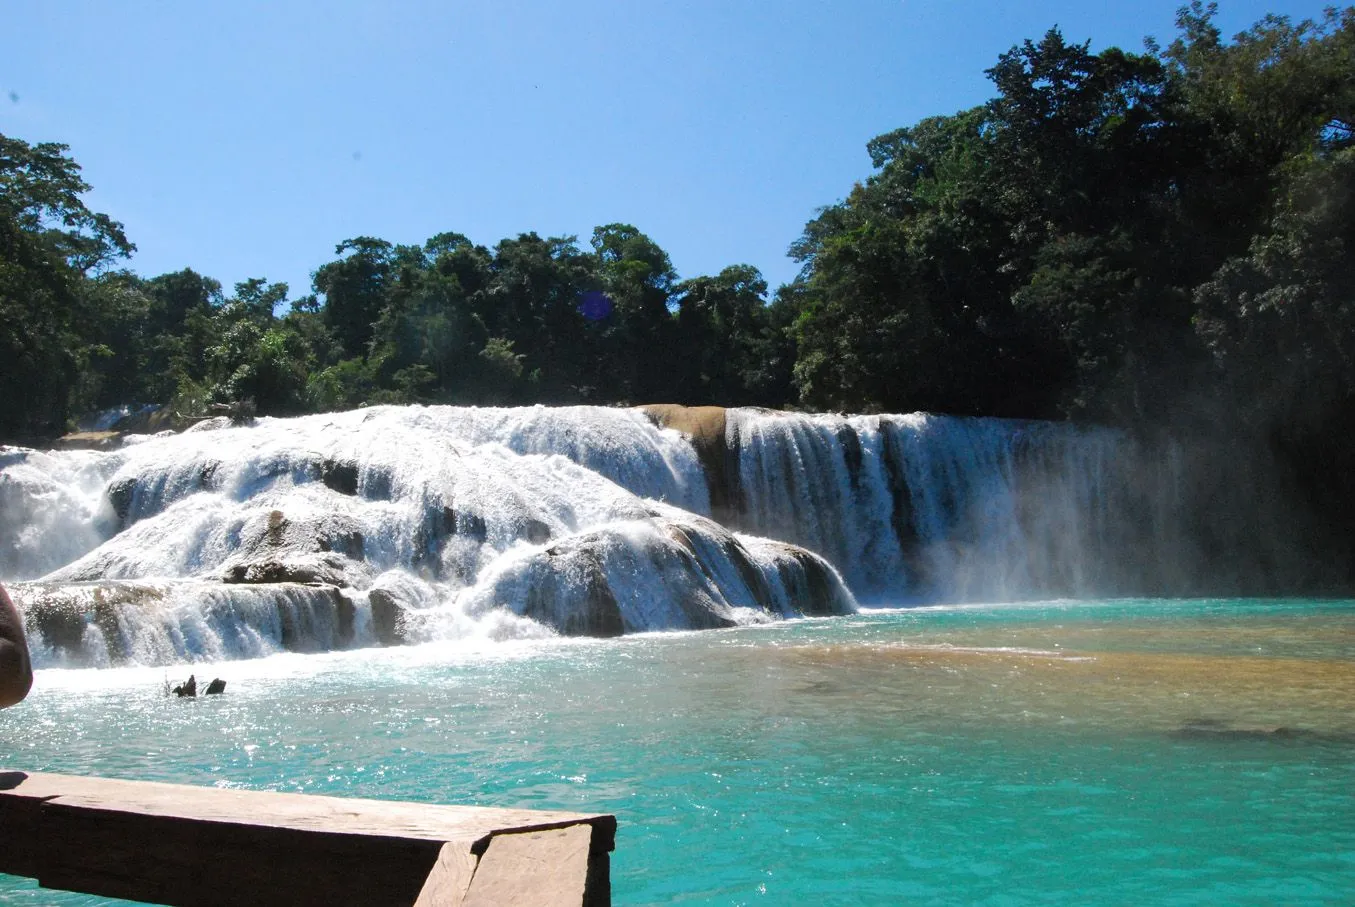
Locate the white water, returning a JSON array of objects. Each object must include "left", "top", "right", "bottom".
[
  {"left": 2, "top": 405, "right": 854, "bottom": 668},
  {"left": 726, "top": 410, "right": 1187, "bottom": 602},
  {"left": 3, "top": 404, "right": 1222, "bottom": 668}
]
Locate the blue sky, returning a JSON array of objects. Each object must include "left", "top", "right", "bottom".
[{"left": 3, "top": 1, "right": 1336, "bottom": 301}]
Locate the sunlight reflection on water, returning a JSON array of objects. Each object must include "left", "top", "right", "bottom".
[{"left": 2, "top": 598, "right": 1354, "bottom": 904}]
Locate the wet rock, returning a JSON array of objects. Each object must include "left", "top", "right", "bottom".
[
  {"left": 454, "top": 510, "right": 487, "bottom": 542},
  {"left": 275, "top": 584, "right": 348, "bottom": 652},
  {"left": 183, "top": 416, "right": 233, "bottom": 433},
  {"left": 522, "top": 518, "right": 552, "bottom": 545},
  {"left": 173, "top": 674, "right": 197, "bottom": 697},
  {"left": 472, "top": 512, "right": 857, "bottom": 636},
  {"left": 835, "top": 423, "right": 863, "bottom": 491},
  {"left": 715, "top": 532, "right": 774, "bottom": 608},
  {"left": 208, "top": 400, "right": 256, "bottom": 426},
  {"left": 221, "top": 509, "right": 370, "bottom": 586},
  {"left": 106, "top": 478, "right": 138, "bottom": 527},
  {"left": 640, "top": 404, "right": 740, "bottom": 525},
  {"left": 317, "top": 531, "right": 364, "bottom": 560},
  {"left": 368, "top": 588, "right": 410, "bottom": 646},
  {"left": 266, "top": 510, "right": 288, "bottom": 547},
  {"left": 103, "top": 459, "right": 224, "bottom": 530},
  {"left": 335, "top": 593, "right": 356, "bottom": 646},
  {"left": 319, "top": 459, "right": 359, "bottom": 496},
  {"left": 662, "top": 518, "right": 853, "bottom": 619},
  {"left": 53, "top": 431, "right": 123, "bottom": 451},
  {"left": 204, "top": 678, "right": 226, "bottom": 695},
  {"left": 17, "top": 580, "right": 361, "bottom": 664},
  {"left": 15, "top": 582, "right": 168, "bottom": 662},
  {"left": 411, "top": 505, "right": 480, "bottom": 579},
  {"left": 111, "top": 404, "right": 207, "bottom": 435},
  {"left": 523, "top": 546, "right": 624, "bottom": 637},
  {"left": 773, "top": 546, "right": 854, "bottom": 617},
  {"left": 220, "top": 554, "right": 353, "bottom": 588},
  {"left": 28, "top": 602, "right": 89, "bottom": 654},
  {"left": 878, "top": 422, "right": 918, "bottom": 563},
  {"left": 197, "top": 460, "right": 223, "bottom": 490}
]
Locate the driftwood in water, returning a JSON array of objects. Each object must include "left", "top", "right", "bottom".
[
  {"left": 170, "top": 675, "right": 225, "bottom": 697},
  {"left": 171, "top": 675, "right": 196, "bottom": 698}
]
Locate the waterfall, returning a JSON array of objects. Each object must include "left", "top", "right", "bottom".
[
  {"left": 0, "top": 405, "right": 851, "bottom": 667},
  {"left": 724, "top": 409, "right": 1188, "bottom": 603},
  {"left": 5, "top": 402, "right": 1280, "bottom": 667},
  {"left": 18, "top": 580, "right": 368, "bottom": 667}
]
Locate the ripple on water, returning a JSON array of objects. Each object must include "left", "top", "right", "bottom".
[{"left": 1, "top": 599, "right": 1353, "bottom": 905}]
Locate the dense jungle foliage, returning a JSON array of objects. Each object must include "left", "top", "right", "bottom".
[{"left": 2, "top": 4, "right": 1352, "bottom": 461}]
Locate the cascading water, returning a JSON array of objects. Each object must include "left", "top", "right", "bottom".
[
  {"left": 723, "top": 409, "right": 1188, "bottom": 602},
  {"left": 0, "top": 405, "right": 853, "bottom": 669},
  {"left": 5, "top": 402, "right": 1269, "bottom": 669}
]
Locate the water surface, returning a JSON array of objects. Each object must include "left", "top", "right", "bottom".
[{"left": 3, "top": 598, "right": 1353, "bottom": 904}]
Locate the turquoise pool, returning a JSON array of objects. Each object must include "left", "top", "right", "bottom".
[{"left": 3, "top": 598, "right": 1354, "bottom": 904}]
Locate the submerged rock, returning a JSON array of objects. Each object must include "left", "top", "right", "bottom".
[{"left": 1169, "top": 718, "right": 1353, "bottom": 743}]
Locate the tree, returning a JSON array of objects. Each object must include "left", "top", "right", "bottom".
[
  {"left": 673, "top": 265, "right": 772, "bottom": 404},
  {"left": 788, "top": 107, "right": 1062, "bottom": 416},
  {"left": 314, "top": 237, "right": 394, "bottom": 360},
  {"left": 1163, "top": 3, "right": 1355, "bottom": 266},
  {"left": 225, "top": 277, "right": 287, "bottom": 324},
  {"left": 482, "top": 232, "right": 595, "bottom": 400},
  {"left": 0, "top": 134, "right": 134, "bottom": 438},
  {"left": 368, "top": 241, "right": 486, "bottom": 400},
  {"left": 1195, "top": 148, "right": 1355, "bottom": 432},
  {"left": 786, "top": 9, "right": 1355, "bottom": 423},
  {"left": 985, "top": 30, "right": 1176, "bottom": 241},
  {"left": 138, "top": 269, "right": 225, "bottom": 401},
  {"left": 590, "top": 223, "right": 678, "bottom": 402},
  {"left": 203, "top": 280, "right": 310, "bottom": 413}
]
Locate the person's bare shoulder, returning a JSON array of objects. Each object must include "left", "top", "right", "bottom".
[{"left": 0, "top": 583, "right": 33, "bottom": 708}]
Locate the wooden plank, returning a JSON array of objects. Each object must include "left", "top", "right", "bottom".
[
  {"left": 37, "top": 804, "right": 455, "bottom": 907},
  {"left": 0, "top": 770, "right": 615, "bottom": 907},
  {"left": 0, "top": 771, "right": 45, "bottom": 879},
  {"left": 0, "top": 771, "right": 613, "bottom": 848},
  {"left": 462, "top": 825, "right": 594, "bottom": 907},
  {"left": 413, "top": 841, "right": 479, "bottom": 907}
]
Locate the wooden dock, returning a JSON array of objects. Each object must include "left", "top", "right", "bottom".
[{"left": 0, "top": 770, "right": 615, "bottom": 906}]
